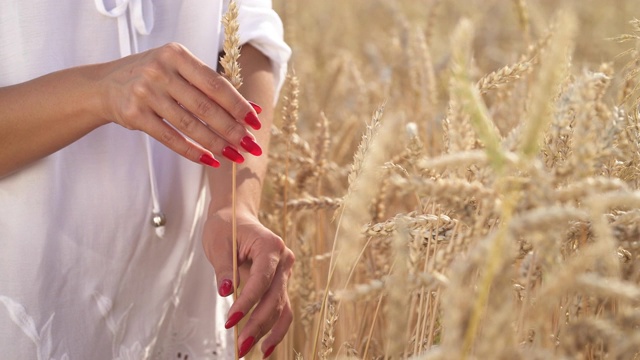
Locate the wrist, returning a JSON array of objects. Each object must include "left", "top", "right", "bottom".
[
  {"left": 84, "top": 62, "right": 114, "bottom": 128},
  {"left": 208, "top": 202, "right": 259, "bottom": 220}
]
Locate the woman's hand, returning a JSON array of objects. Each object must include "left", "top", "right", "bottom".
[
  {"left": 0, "top": 42, "right": 261, "bottom": 176},
  {"left": 98, "top": 42, "right": 263, "bottom": 167},
  {"left": 202, "top": 208, "right": 295, "bottom": 358}
]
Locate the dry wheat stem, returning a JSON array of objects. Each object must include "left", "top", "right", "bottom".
[
  {"left": 462, "top": 184, "right": 519, "bottom": 357},
  {"left": 220, "top": 2, "right": 241, "bottom": 358},
  {"left": 314, "top": 105, "right": 388, "bottom": 359},
  {"left": 231, "top": 163, "right": 239, "bottom": 360},
  {"left": 361, "top": 293, "right": 384, "bottom": 360},
  {"left": 514, "top": 0, "right": 531, "bottom": 44},
  {"left": 450, "top": 19, "right": 507, "bottom": 172}
]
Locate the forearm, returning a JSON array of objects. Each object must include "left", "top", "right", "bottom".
[
  {"left": 0, "top": 65, "right": 107, "bottom": 177},
  {"left": 208, "top": 44, "right": 276, "bottom": 216}
]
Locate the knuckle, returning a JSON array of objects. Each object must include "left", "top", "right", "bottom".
[
  {"left": 207, "top": 75, "right": 227, "bottom": 94},
  {"left": 158, "top": 42, "right": 185, "bottom": 61},
  {"left": 281, "top": 307, "right": 293, "bottom": 327},
  {"left": 159, "top": 128, "right": 177, "bottom": 146},
  {"left": 183, "top": 143, "right": 198, "bottom": 161},
  {"left": 271, "top": 237, "right": 286, "bottom": 253},
  {"left": 141, "top": 60, "right": 167, "bottom": 83},
  {"left": 231, "top": 96, "right": 248, "bottom": 119},
  {"left": 176, "top": 113, "right": 197, "bottom": 132},
  {"left": 273, "top": 236, "right": 288, "bottom": 261},
  {"left": 195, "top": 98, "right": 214, "bottom": 117},
  {"left": 205, "top": 136, "right": 223, "bottom": 153},
  {"left": 244, "top": 292, "right": 261, "bottom": 308},
  {"left": 221, "top": 121, "right": 244, "bottom": 140},
  {"left": 119, "top": 103, "right": 142, "bottom": 128},
  {"left": 284, "top": 250, "right": 296, "bottom": 267},
  {"left": 260, "top": 268, "right": 274, "bottom": 284},
  {"left": 130, "top": 81, "right": 150, "bottom": 100},
  {"left": 273, "top": 300, "right": 285, "bottom": 317}
]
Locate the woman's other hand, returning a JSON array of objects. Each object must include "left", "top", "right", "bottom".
[{"left": 202, "top": 209, "right": 295, "bottom": 358}]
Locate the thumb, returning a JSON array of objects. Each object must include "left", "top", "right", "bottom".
[{"left": 203, "top": 228, "right": 236, "bottom": 297}]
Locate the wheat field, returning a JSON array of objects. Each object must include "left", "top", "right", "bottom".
[{"left": 254, "top": 1, "right": 640, "bottom": 359}]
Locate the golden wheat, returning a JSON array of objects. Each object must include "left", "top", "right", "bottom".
[{"left": 256, "top": 1, "right": 640, "bottom": 359}]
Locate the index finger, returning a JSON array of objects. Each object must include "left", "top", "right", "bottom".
[
  {"left": 166, "top": 43, "right": 261, "bottom": 129},
  {"left": 230, "top": 252, "right": 280, "bottom": 319}
]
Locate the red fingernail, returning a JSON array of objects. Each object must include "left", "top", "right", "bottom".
[
  {"left": 249, "top": 101, "right": 262, "bottom": 114},
  {"left": 225, "top": 311, "right": 244, "bottom": 329},
  {"left": 199, "top": 153, "right": 220, "bottom": 168},
  {"left": 222, "top": 146, "right": 245, "bottom": 164},
  {"left": 244, "top": 112, "right": 262, "bottom": 130},
  {"left": 240, "top": 136, "right": 263, "bottom": 156},
  {"left": 239, "top": 336, "right": 255, "bottom": 358},
  {"left": 218, "top": 279, "right": 233, "bottom": 297},
  {"left": 263, "top": 345, "right": 276, "bottom": 359}
]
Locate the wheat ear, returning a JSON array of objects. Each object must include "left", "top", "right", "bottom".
[
  {"left": 519, "top": 12, "right": 576, "bottom": 159},
  {"left": 221, "top": 0, "right": 242, "bottom": 89}
]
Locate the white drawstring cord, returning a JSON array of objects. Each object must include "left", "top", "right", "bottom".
[
  {"left": 94, "top": 0, "right": 131, "bottom": 58},
  {"left": 95, "top": 0, "right": 165, "bottom": 237},
  {"left": 145, "top": 137, "right": 166, "bottom": 237}
]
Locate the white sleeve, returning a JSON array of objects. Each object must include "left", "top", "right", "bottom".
[{"left": 219, "top": 0, "right": 292, "bottom": 103}]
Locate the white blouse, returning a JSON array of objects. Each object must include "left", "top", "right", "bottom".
[{"left": 0, "top": 1, "right": 290, "bottom": 359}]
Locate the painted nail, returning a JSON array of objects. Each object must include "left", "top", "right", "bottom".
[
  {"left": 248, "top": 101, "right": 263, "bottom": 115},
  {"left": 239, "top": 336, "right": 255, "bottom": 358},
  {"left": 222, "top": 146, "right": 245, "bottom": 164},
  {"left": 244, "top": 111, "right": 262, "bottom": 130},
  {"left": 263, "top": 345, "right": 276, "bottom": 359},
  {"left": 225, "top": 311, "right": 244, "bottom": 329},
  {"left": 199, "top": 153, "right": 220, "bottom": 168},
  {"left": 240, "top": 136, "right": 263, "bottom": 156},
  {"left": 218, "top": 279, "right": 233, "bottom": 297}
]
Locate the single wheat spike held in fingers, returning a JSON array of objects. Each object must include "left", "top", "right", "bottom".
[
  {"left": 221, "top": 1, "right": 242, "bottom": 359},
  {"left": 221, "top": 0, "right": 242, "bottom": 89}
]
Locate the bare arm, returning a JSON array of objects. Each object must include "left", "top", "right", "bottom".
[
  {"left": 202, "top": 44, "right": 294, "bottom": 359},
  {"left": 0, "top": 43, "right": 261, "bottom": 178},
  {"left": 208, "top": 44, "right": 274, "bottom": 216},
  {"left": 0, "top": 65, "right": 106, "bottom": 177}
]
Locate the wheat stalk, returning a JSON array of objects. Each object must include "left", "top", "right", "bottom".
[
  {"left": 513, "top": 0, "right": 531, "bottom": 45},
  {"left": 312, "top": 104, "right": 387, "bottom": 359},
  {"left": 220, "top": 2, "right": 242, "bottom": 358},
  {"left": 450, "top": 19, "right": 507, "bottom": 172}
]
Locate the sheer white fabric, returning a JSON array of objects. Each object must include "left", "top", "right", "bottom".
[{"left": 0, "top": 1, "right": 290, "bottom": 358}]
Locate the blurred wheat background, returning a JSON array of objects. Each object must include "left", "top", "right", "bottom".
[{"left": 254, "top": 0, "right": 640, "bottom": 358}]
